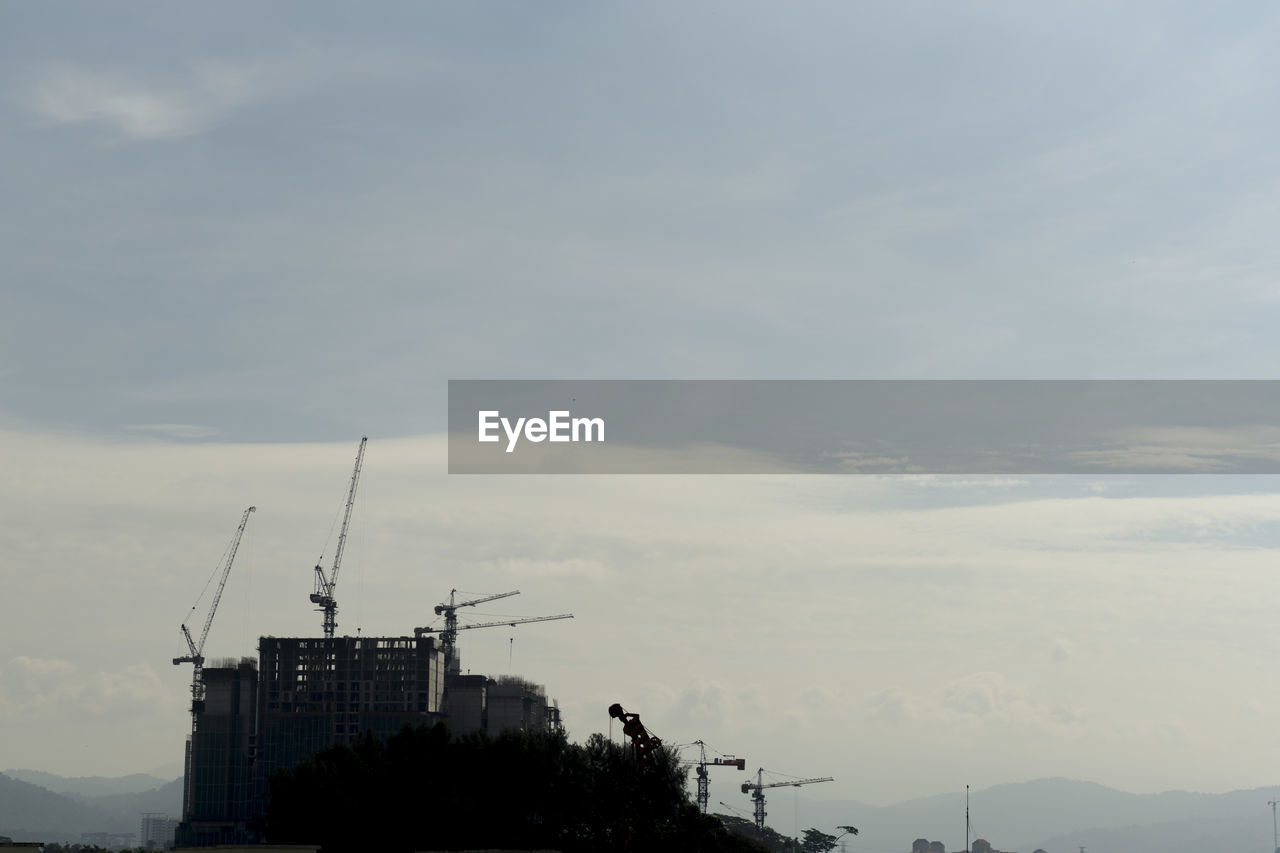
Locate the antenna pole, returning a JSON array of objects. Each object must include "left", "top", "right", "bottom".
[
  {"left": 966, "top": 785, "right": 970, "bottom": 853},
  {"left": 1270, "top": 798, "right": 1278, "bottom": 853}
]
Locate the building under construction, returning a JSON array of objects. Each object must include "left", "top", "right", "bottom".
[
  {"left": 176, "top": 634, "right": 559, "bottom": 846},
  {"left": 174, "top": 443, "right": 570, "bottom": 846}
]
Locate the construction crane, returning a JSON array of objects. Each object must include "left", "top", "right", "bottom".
[
  {"left": 741, "top": 768, "right": 834, "bottom": 834},
  {"left": 413, "top": 588, "right": 572, "bottom": 675},
  {"left": 420, "top": 588, "right": 518, "bottom": 672},
  {"left": 718, "top": 801, "right": 753, "bottom": 821},
  {"left": 691, "top": 740, "right": 746, "bottom": 813},
  {"left": 309, "top": 436, "right": 366, "bottom": 639},
  {"left": 608, "top": 702, "right": 662, "bottom": 767},
  {"left": 173, "top": 506, "right": 256, "bottom": 717}
]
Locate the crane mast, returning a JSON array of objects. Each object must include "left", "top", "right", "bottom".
[
  {"left": 429, "top": 588, "right": 519, "bottom": 673},
  {"left": 310, "top": 436, "right": 366, "bottom": 639},
  {"left": 693, "top": 740, "right": 746, "bottom": 813},
  {"left": 173, "top": 505, "right": 256, "bottom": 714},
  {"left": 741, "top": 767, "right": 834, "bottom": 833}
]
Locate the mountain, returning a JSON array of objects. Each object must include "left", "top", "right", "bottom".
[
  {"left": 0, "top": 773, "right": 128, "bottom": 842},
  {"left": 81, "top": 778, "right": 183, "bottom": 826},
  {"left": 3, "top": 769, "right": 169, "bottom": 798},
  {"left": 0, "top": 772, "right": 183, "bottom": 843},
  {"left": 1034, "top": 813, "right": 1273, "bottom": 853},
  {"left": 726, "top": 778, "right": 1280, "bottom": 853}
]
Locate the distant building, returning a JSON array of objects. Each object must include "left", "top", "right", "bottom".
[
  {"left": 80, "top": 832, "right": 136, "bottom": 849},
  {"left": 173, "top": 846, "right": 318, "bottom": 853},
  {"left": 486, "top": 676, "right": 550, "bottom": 733},
  {"left": 445, "top": 673, "right": 490, "bottom": 734},
  {"left": 141, "top": 812, "right": 180, "bottom": 849},
  {"left": 447, "top": 673, "right": 558, "bottom": 736}
]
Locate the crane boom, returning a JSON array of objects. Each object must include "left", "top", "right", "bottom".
[
  {"left": 172, "top": 504, "right": 255, "bottom": 822},
  {"left": 435, "top": 589, "right": 520, "bottom": 614},
  {"left": 414, "top": 612, "right": 572, "bottom": 638},
  {"left": 418, "top": 588, "right": 571, "bottom": 676},
  {"left": 309, "top": 437, "right": 366, "bottom": 638},
  {"left": 741, "top": 767, "right": 834, "bottom": 833},
  {"left": 173, "top": 505, "right": 256, "bottom": 705},
  {"left": 180, "top": 624, "right": 198, "bottom": 661},
  {"left": 196, "top": 506, "right": 255, "bottom": 653},
  {"left": 749, "top": 776, "right": 835, "bottom": 791}
]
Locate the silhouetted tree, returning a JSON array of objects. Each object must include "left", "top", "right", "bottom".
[
  {"left": 800, "top": 827, "right": 838, "bottom": 852},
  {"left": 266, "top": 722, "right": 762, "bottom": 853},
  {"left": 714, "top": 813, "right": 798, "bottom": 852}
]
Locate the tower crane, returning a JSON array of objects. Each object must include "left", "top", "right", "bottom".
[
  {"left": 691, "top": 740, "right": 746, "bottom": 813},
  {"left": 413, "top": 588, "right": 572, "bottom": 675},
  {"left": 741, "top": 768, "right": 834, "bottom": 834},
  {"left": 173, "top": 505, "right": 256, "bottom": 717},
  {"left": 310, "top": 437, "right": 366, "bottom": 639}
]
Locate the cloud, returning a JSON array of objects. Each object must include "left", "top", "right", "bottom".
[
  {"left": 126, "top": 423, "right": 223, "bottom": 440},
  {"left": 4, "top": 429, "right": 1280, "bottom": 794},
  {"left": 1, "top": 657, "right": 171, "bottom": 718},
  {"left": 866, "top": 687, "right": 914, "bottom": 724},
  {"left": 864, "top": 673, "right": 1092, "bottom": 740},
  {"left": 24, "top": 58, "right": 295, "bottom": 140},
  {"left": 492, "top": 556, "right": 613, "bottom": 583},
  {"left": 1070, "top": 426, "right": 1280, "bottom": 473},
  {"left": 29, "top": 66, "right": 206, "bottom": 139}
]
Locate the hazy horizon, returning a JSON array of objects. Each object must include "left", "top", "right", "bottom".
[{"left": 5, "top": 0, "right": 1280, "bottom": 823}]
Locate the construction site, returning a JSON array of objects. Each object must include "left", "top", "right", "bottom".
[
  {"left": 171, "top": 439, "right": 574, "bottom": 846},
  {"left": 170, "top": 438, "right": 832, "bottom": 849}
]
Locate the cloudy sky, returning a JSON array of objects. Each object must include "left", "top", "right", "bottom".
[{"left": 4, "top": 0, "right": 1280, "bottom": 820}]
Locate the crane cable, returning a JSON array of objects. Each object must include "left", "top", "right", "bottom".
[{"left": 186, "top": 531, "right": 239, "bottom": 618}]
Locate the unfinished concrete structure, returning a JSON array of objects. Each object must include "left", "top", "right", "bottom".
[
  {"left": 255, "top": 635, "right": 446, "bottom": 779},
  {"left": 440, "top": 673, "right": 561, "bottom": 736},
  {"left": 179, "top": 658, "right": 258, "bottom": 846},
  {"left": 177, "top": 633, "right": 558, "bottom": 845},
  {"left": 177, "top": 637, "right": 444, "bottom": 846}
]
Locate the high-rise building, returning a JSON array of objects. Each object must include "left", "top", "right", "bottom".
[
  {"left": 176, "top": 632, "right": 559, "bottom": 846},
  {"left": 177, "top": 659, "right": 259, "bottom": 846},
  {"left": 255, "top": 635, "right": 446, "bottom": 781}
]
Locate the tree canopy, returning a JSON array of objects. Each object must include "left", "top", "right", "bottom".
[{"left": 264, "top": 723, "right": 767, "bottom": 853}]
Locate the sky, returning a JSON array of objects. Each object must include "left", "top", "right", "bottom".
[{"left": 4, "top": 0, "right": 1280, "bottom": 820}]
